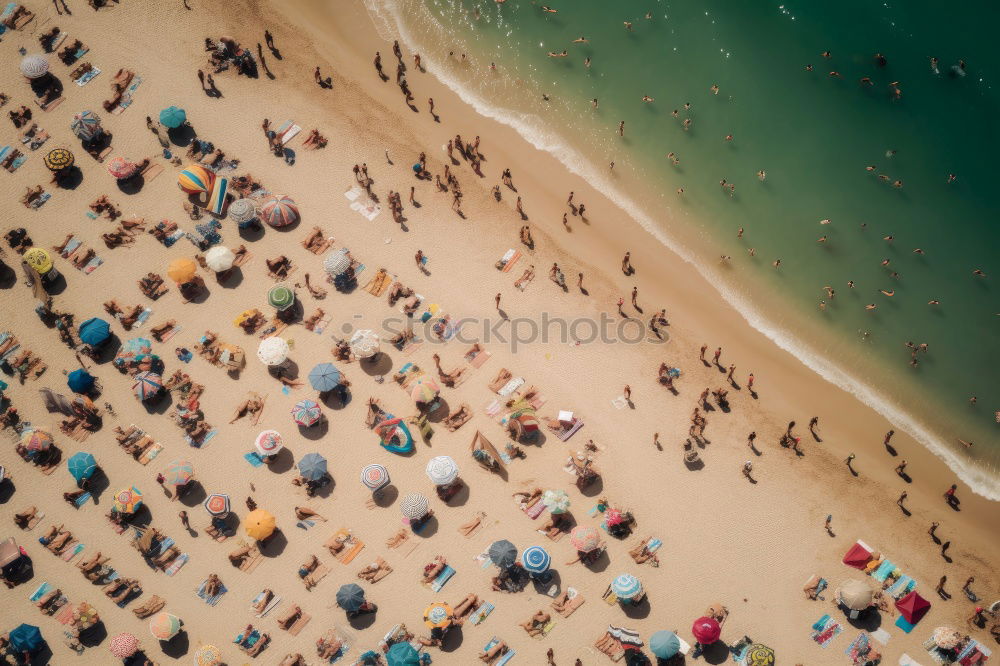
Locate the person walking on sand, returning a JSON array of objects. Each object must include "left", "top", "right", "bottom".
[
  {"left": 618, "top": 121, "right": 625, "bottom": 137},
  {"left": 577, "top": 273, "right": 584, "bottom": 290},
  {"left": 623, "top": 385, "right": 631, "bottom": 402},
  {"left": 179, "top": 511, "right": 190, "bottom": 529},
  {"left": 747, "top": 431, "right": 757, "bottom": 451},
  {"left": 941, "top": 540, "right": 951, "bottom": 558},
  {"left": 727, "top": 364, "right": 736, "bottom": 383},
  {"left": 944, "top": 484, "right": 958, "bottom": 507},
  {"left": 622, "top": 252, "right": 633, "bottom": 275},
  {"left": 928, "top": 521, "right": 939, "bottom": 540},
  {"left": 897, "top": 491, "right": 908, "bottom": 511},
  {"left": 936, "top": 576, "right": 950, "bottom": 600},
  {"left": 845, "top": 454, "right": 856, "bottom": 471},
  {"left": 631, "top": 286, "right": 639, "bottom": 308},
  {"left": 713, "top": 347, "right": 722, "bottom": 365},
  {"left": 809, "top": 416, "right": 820, "bottom": 437},
  {"left": 895, "top": 459, "right": 907, "bottom": 476},
  {"left": 197, "top": 69, "right": 207, "bottom": 90},
  {"left": 495, "top": 293, "right": 502, "bottom": 310},
  {"left": 700, "top": 344, "right": 708, "bottom": 363},
  {"left": 824, "top": 514, "right": 833, "bottom": 533},
  {"left": 415, "top": 250, "right": 425, "bottom": 269},
  {"left": 516, "top": 197, "right": 525, "bottom": 218},
  {"left": 742, "top": 460, "right": 754, "bottom": 482}
]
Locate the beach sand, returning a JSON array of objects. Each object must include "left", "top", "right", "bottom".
[{"left": 0, "top": 0, "right": 996, "bottom": 663}]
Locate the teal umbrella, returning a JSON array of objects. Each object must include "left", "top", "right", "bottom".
[
  {"left": 335, "top": 583, "right": 366, "bottom": 612},
  {"left": 298, "top": 453, "right": 328, "bottom": 481},
  {"left": 9, "top": 624, "right": 43, "bottom": 652},
  {"left": 386, "top": 642, "right": 422, "bottom": 666},
  {"left": 159, "top": 106, "right": 186, "bottom": 129},
  {"left": 67, "top": 452, "right": 97, "bottom": 482},
  {"left": 650, "top": 630, "right": 681, "bottom": 659}
]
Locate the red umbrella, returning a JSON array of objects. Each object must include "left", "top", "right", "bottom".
[
  {"left": 691, "top": 617, "right": 721, "bottom": 643},
  {"left": 895, "top": 591, "right": 931, "bottom": 624},
  {"left": 842, "top": 541, "right": 873, "bottom": 569}
]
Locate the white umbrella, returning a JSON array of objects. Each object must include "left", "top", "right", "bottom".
[
  {"left": 256, "top": 337, "right": 290, "bottom": 366},
  {"left": 324, "top": 249, "right": 351, "bottom": 276},
  {"left": 542, "top": 489, "right": 571, "bottom": 514},
  {"left": 349, "top": 329, "right": 380, "bottom": 359},
  {"left": 400, "top": 492, "right": 429, "bottom": 519},
  {"left": 425, "top": 456, "right": 459, "bottom": 485},
  {"left": 20, "top": 55, "right": 49, "bottom": 79},
  {"left": 204, "top": 246, "right": 235, "bottom": 272},
  {"left": 228, "top": 198, "right": 257, "bottom": 224}
]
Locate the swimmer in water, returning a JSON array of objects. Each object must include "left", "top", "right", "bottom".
[
  {"left": 947, "top": 173, "right": 956, "bottom": 183},
  {"left": 805, "top": 64, "right": 814, "bottom": 71},
  {"left": 880, "top": 289, "right": 895, "bottom": 297},
  {"left": 757, "top": 170, "right": 766, "bottom": 181},
  {"left": 883, "top": 235, "right": 893, "bottom": 243},
  {"left": 676, "top": 187, "right": 684, "bottom": 195},
  {"left": 592, "top": 98, "right": 598, "bottom": 109},
  {"left": 642, "top": 95, "right": 654, "bottom": 103},
  {"left": 958, "top": 438, "right": 973, "bottom": 448},
  {"left": 541, "top": 5, "right": 557, "bottom": 13},
  {"left": 618, "top": 121, "right": 625, "bottom": 136},
  {"left": 820, "top": 219, "right": 831, "bottom": 225},
  {"left": 548, "top": 50, "right": 568, "bottom": 58},
  {"left": 573, "top": 36, "right": 588, "bottom": 43},
  {"left": 879, "top": 174, "right": 890, "bottom": 182},
  {"left": 874, "top": 52, "right": 887, "bottom": 67},
  {"left": 772, "top": 259, "right": 781, "bottom": 269},
  {"left": 913, "top": 248, "right": 925, "bottom": 254},
  {"left": 817, "top": 236, "right": 827, "bottom": 243},
  {"left": 710, "top": 84, "right": 719, "bottom": 94},
  {"left": 821, "top": 51, "right": 831, "bottom": 59},
  {"left": 928, "top": 299, "right": 940, "bottom": 305},
  {"left": 972, "top": 269, "right": 986, "bottom": 277},
  {"left": 683, "top": 102, "right": 691, "bottom": 110},
  {"left": 865, "top": 304, "right": 877, "bottom": 311},
  {"left": 725, "top": 134, "right": 733, "bottom": 141},
  {"left": 860, "top": 77, "right": 873, "bottom": 86},
  {"left": 748, "top": 248, "right": 756, "bottom": 256},
  {"left": 682, "top": 118, "right": 692, "bottom": 131},
  {"left": 737, "top": 227, "right": 744, "bottom": 238},
  {"left": 819, "top": 300, "right": 826, "bottom": 311},
  {"left": 624, "top": 21, "right": 633, "bottom": 31},
  {"left": 893, "top": 180, "right": 903, "bottom": 188},
  {"left": 886, "top": 149, "right": 896, "bottom": 158},
  {"left": 829, "top": 71, "right": 841, "bottom": 78},
  {"left": 584, "top": 57, "right": 591, "bottom": 68},
  {"left": 881, "top": 259, "right": 891, "bottom": 266},
  {"left": 848, "top": 281, "right": 855, "bottom": 288},
  {"left": 824, "top": 286, "right": 835, "bottom": 299},
  {"left": 671, "top": 109, "right": 679, "bottom": 118},
  {"left": 866, "top": 165, "right": 877, "bottom": 172},
  {"left": 645, "top": 11, "right": 652, "bottom": 19}
]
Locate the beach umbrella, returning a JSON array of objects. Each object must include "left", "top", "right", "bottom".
[
  {"left": 256, "top": 337, "right": 290, "bottom": 366},
  {"left": 649, "top": 631, "right": 681, "bottom": 659},
  {"left": 167, "top": 257, "right": 197, "bottom": 284},
  {"left": 349, "top": 329, "right": 380, "bottom": 359},
  {"left": 23, "top": 247, "right": 53, "bottom": 274},
  {"left": 255, "top": 430, "right": 283, "bottom": 456},
  {"left": 298, "top": 452, "right": 328, "bottom": 481},
  {"left": 570, "top": 526, "right": 601, "bottom": 553},
  {"left": 895, "top": 591, "right": 931, "bottom": 624},
  {"left": 399, "top": 492, "right": 429, "bottom": 520},
  {"left": 691, "top": 617, "right": 721, "bottom": 644},
  {"left": 425, "top": 456, "right": 458, "bottom": 485},
  {"left": 360, "top": 463, "right": 390, "bottom": 491},
  {"left": 203, "top": 493, "right": 230, "bottom": 517},
  {"left": 542, "top": 489, "right": 571, "bottom": 514},
  {"left": 78, "top": 317, "right": 111, "bottom": 346},
  {"left": 604, "top": 508, "right": 626, "bottom": 528},
  {"left": 260, "top": 194, "right": 299, "bottom": 227},
  {"left": 177, "top": 164, "right": 214, "bottom": 195},
  {"left": 67, "top": 452, "right": 97, "bottom": 482},
  {"left": 291, "top": 399, "right": 322, "bottom": 427},
  {"left": 204, "top": 246, "right": 235, "bottom": 272},
  {"left": 21, "top": 428, "right": 53, "bottom": 452},
  {"left": 9, "top": 624, "right": 43, "bottom": 652},
  {"left": 67, "top": 368, "right": 96, "bottom": 394},
  {"left": 228, "top": 198, "right": 257, "bottom": 224},
  {"left": 20, "top": 54, "right": 49, "bottom": 78},
  {"left": 611, "top": 573, "right": 643, "bottom": 601},
  {"left": 121, "top": 336, "right": 152, "bottom": 355},
  {"left": 162, "top": 459, "right": 194, "bottom": 486},
  {"left": 308, "top": 363, "right": 342, "bottom": 391},
  {"left": 323, "top": 248, "right": 351, "bottom": 276},
  {"left": 932, "top": 627, "right": 962, "bottom": 649},
  {"left": 43, "top": 147, "right": 73, "bottom": 171},
  {"left": 193, "top": 644, "right": 223, "bottom": 666},
  {"left": 746, "top": 644, "right": 775, "bottom": 666},
  {"left": 521, "top": 545, "right": 551, "bottom": 574},
  {"left": 410, "top": 377, "right": 439, "bottom": 405},
  {"left": 267, "top": 284, "right": 295, "bottom": 310},
  {"left": 148, "top": 612, "right": 181, "bottom": 640},
  {"left": 108, "top": 632, "right": 140, "bottom": 658},
  {"left": 488, "top": 540, "right": 518, "bottom": 568},
  {"left": 423, "top": 602, "right": 453, "bottom": 629},
  {"left": 132, "top": 371, "right": 163, "bottom": 401},
  {"left": 243, "top": 509, "right": 276, "bottom": 540},
  {"left": 106, "top": 155, "right": 138, "bottom": 180},
  {"left": 608, "top": 625, "right": 643, "bottom": 648},
  {"left": 70, "top": 111, "right": 102, "bottom": 141},
  {"left": 158, "top": 106, "right": 186, "bottom": 129},
  {"left": 386, "top": 642, "right": 422, "bottom": 666},
  {"left": 335, "top": 583, "right": 366, "bottom": 612},
  {"left": 836, "top": 579, "right": 874, "bottom": 611},
  {"left": 113, "top": 486, "right": 143, "bottom": 514}
]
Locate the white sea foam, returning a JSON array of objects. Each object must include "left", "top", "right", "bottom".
[{"left": 362, "top": 0, "right": 1000, "bottom": 500}]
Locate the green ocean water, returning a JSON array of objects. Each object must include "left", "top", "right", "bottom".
[{"left": 370, "top": 0, "right": 999, "bottom": 496}]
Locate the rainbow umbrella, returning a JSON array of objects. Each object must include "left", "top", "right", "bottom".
[
  {"left": 410, "top": 377, "right": 439, "bottom": 405},
  {"left": 20, "top": 54, "right": 49, "bottom": 79},
  {"left": 260, "top": 194, "right": 299, "bottom": 228},
  {"left": 132, "top": 371, "right": 163, "bottom": 401},
  {"left": 107, "top": 156, "right": 138, "bottom": 179},
  {"left": 399, "top": 492, "right": 429, "bottom": 520},
  {"left": 360, "top": 463, "right": 390, "bottom": 491},
  {"left": 67, "top": 452, "right": 97, "bottom": 481},
  {"left": 177, "top": 164, "right": 214, "bottom": 195},
  {"left": 256, "top": 337, "right": 289, "bottom": 365},
  {"left": 108, "top": 632, "right": 140, "bottom": 658},
  {"left": 291, "top": 399, "right": 321, "bottom": 426},
  {"left": 148, "top": 612, "right": 181, "bottom": 640},
  {"left": 162, "top": 459, "right": 194, "bottom": 486},
  {"left": 70, "top": 111, "right": 102, "bottom": 141},
  {"left": 570, "top": 526, "right": 601, "bottom": 552},
  {"left": 423, "top": 602, "right": 454, "bottom": 629},
  {"left": 78, "top": 318, "right": 111, "bottom": 345},
  {"left": 21, "top": 428, "right": 53, "bottom": 452},
  {"left": 691, "top": 617, "right": 721, "bottom": 644},
  {"left": 425, "top": 456, "right": 458, "bottom": 485},
  {"left": 193, "top": 644, "right": 223, "bottom": 666},
  {"left": 243, "top": 509, "right": 276, "bottom": 540},
  {"left": 542, "top": 489, "right": 570, "bottom": 514},
  {"left": 23, "top": 247, "right": 53, "bottom": 274},
  {"left": 747, "top": 644, "right": 775, "bottom": 666},
  {"left": 158, "top": 106, "right": 186, "bottom": 129},
  {"left": 203, "top": 493, "right": 230, "bottom": 516},
  {"left": 308, "top": 363, "right": 342, "bottom": 391},
  {"left": 267, "top": 284, "right": 295, "bottom": 310},
  {"left": 113, "top": 486, "right": 143, "bottom": 514},
  {"left": 611, "top": 573, "right": 643, "bottom": 601},
  {"left": 167, "top": 258, "right": 197, "bottom": 284},
  {"left": 297, "top": 452, "right": 328, "bottom": 481},
  {"left": 521, "top": 545, "right": 551, "bottom": 574},
  {"left": 43, "top": 148, "right": 74, "bottom": 171},
  {"left": 255, "top": 430, "right": 283, "bottom": 456}
]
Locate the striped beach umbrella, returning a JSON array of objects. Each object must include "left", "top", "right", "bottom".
[
  {"left": 108, "top": 632, "right": 140, "bottom": 658},
  {"left": 570, "top": 526, "right": 601, "bottom": 553},
  {"left": 488, "top": 540, "right": 518, "bottom": 568},
  {"left": 158, "top": 106, "right": 186, "bottom": 129},
  {"left": 256, "top": 337, "right": 289, "bottom": 366},
  {"left": 410, "top": 377, "right": 439, "bottom": 405},
  {"left": 162, "top": 459, "right": 194, "bottom": 486},
  {"left": 349, "top": 329, "right": 380, "bottom": 359},
  {"left": 148, "top": 612, "right": 181, "bottom": 640},
  {"left": 107, "top": 156, "right": 138, "bottom": 180},
  {"left": 267, "top": 284, "right": 295, "bottom": 310},
  {"left": 308, "top": 363, "right": 342, "bottom": 391},
  {"left": 255, "top": 430, "right": 283, "bottom": 456},
  {"left": 67, "top": 368, "right": 96, "bottom": 394},
  {"left": 20, "top": 54, "right": 49, "bottom": 79},
  {"left": 521, "top": 546, "right": 551, "bottom": 574},
  {"left": 23, "top": 248, "right": 53, "bottom": 274},
  {"left": 747, "top": 644, "right": 775, "bottom": 666},
  {"left": 243, "top": 509, "right": 276, "bottom": 540},
  {"left": 78, "top": 318, "right": 111, "bottom": 345},
  {"left": 193, "top": 644, "right": 223, "bottom": 666},
  {"left": 260, "top": 194, "right": 298, "bottom": 228},
  {"left": 425, "top": 456, "right": 458, "bottom": 486},
  {"left": 70, "top": 111, "right": 102, "bottom": 141},
  {"left": 542, "top": 489, "right": 571, "bottom": 514},
  {"left": 650, "top": 631, "right": 681, "bottom": 659},
  {"left": 132, "top": 371, "right": 163, "bottom": 401},
  {"left": 423, "top": 602, "right": 453, "bottom": 629},
  {"left": 611, "top": 573, "right": 643, "bottom": 601},
  {"left": 336, "top": 583, "right": 366, "bottom": 612},
  {"left": 21, "top": 428, "right": 53, "bottom": 452},
  {"left": 167, "top": 257, "right": 197, "bottom": 284},
  {"left": 67, "top": 452, "right": 97, "bottom": 482},
  {"left": 291, "top": 399, "right": 321, "bottom": 427},
  {"left": 323, "top": 248, "right": 351, "bottom": 276},
  {"left": 203, "top": 493, "right": 230, "bottom": 516},
  {"left": 43, "top": 148, "right": 73, "bottom": 171},
  {"left": 113, "top": 486, "right": 143, "bottom": 514},
  {"left": 204, "top": 246, "right": 235, "bottom": 272},
  {"left": 360, "top": 464, "right": 390, "bottom": 491},
  {"left": 177, "top": 164, "right": 214, "bottom": 194},
  {"left": 399, "top": 492, "right": 429, "bottom": 520},
  {"left": 298, "top": 452, "right": 328, "bottom": 481},
  {"left": 228, "top": 198, "right": 257, "bottom": 224},
  {"left": 691, "top": 616, "right": 721, "bottom": 644}
]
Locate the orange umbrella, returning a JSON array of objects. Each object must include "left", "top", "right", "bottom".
[{"left": 167, "top": 258, "right": 197, "bottom": 284}]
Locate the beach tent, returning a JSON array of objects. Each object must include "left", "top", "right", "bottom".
[
  {"left": 691, "top": 616, "right": 721, "bottom": 644},
  {"left": 148, "top": 612, "right": 181, "bottom": 640},
  {"left": 244, "top": 509, "right": 276, "bottom": 540},
  {"left": 67, "top": 368, "right": 96, "bottom": 394},
  {"left": 836, "top": 579, "right": 874, "bottom": 611},
  {"left": 78, "top": 317, "right": 111, "bottom": 346},
  {"left": 649, "top": 630, "right": 681, "bottom": 659},
  {"left": 360, "top": 463, "right": 390, "bottom": 491},
  {"left": 336, "top": 583, "right": 366, "bottom": 612},
  {"left": 298, "top": 453, "right": 328, "bottom": 481},
  {"left": 376, "top": 416, "right": 414, "bottom": 454},
  {"left": 9, "top": 624, "right": 43, "bottom": 652},
  {"left": 895, "top": 591, "right": 931, "bottom": 624},
  {"left": 67, "top": 452, "right": 97, "bottom": 482},
  {"left": 842, "top": 541, "right": 874, "bottom": 569},
  {"left": 108, "top": 632, "right": 140, "bottom": 658},
  {"left": 470, "top": 430, "right": 504, "bottom": 471}
]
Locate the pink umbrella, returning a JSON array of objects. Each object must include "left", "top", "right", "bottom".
[
  {"left": 107, "top": 156, "right": 138, "bottom": 180},
  {"left": 691, "top": 617, "right": 721, "bottom": 644},
  {"left": 604, "top": 508, "right": 624, "bottom": 526},
  {"left": 108, "top": 632, "right": 140, "bottom": 658}
]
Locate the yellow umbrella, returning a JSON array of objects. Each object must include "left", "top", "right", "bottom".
[
  {"left": 24, "top": 248, "right": 53, "bottom": 274},
  {"left": 167, "top": 258, "right": 197, "bottom": 284},
  {"left": 243, "top": 509, "right": 276, "bottom": 540},
  {"left": 193, "top": 644, "right": 223, "bottom": 666}
]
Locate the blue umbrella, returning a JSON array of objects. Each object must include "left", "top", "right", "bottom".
[
  {"left": 335, "top": 583, "right": 366, "bottom": 612},
  {"left": 488, "top": 540, "right": 518, "bottom": 568},
  {"left": 611, "top": 573, "right": 643, "bottom": 601},
  {"left": 308, "top": 363, "right": 342, "bottom": 391},
  {"left": 298, "top": 453, "right": 328, "bottom": 481},
  {"left": 67, "top": 452, "right": 97, "bottom": 482},
  {"left": 386, "top": 642, "right": 422, "bottom": 666},
  {"left": 78, "top": 317, "right": 111, "bottom": 346},
  {"left": 521, "top": 545, "right": 551, "bottom": 574},
  {"left": 159, "top": 106, "right": 187, "bottom": 129},
  {"left": 9, "top": 624, "right": 43, "bottom": 652},
  {"left": 67, "top": 368, "right": 96, "bottom": 394},
  {"left": 650, "top": 630, "right": 681, "bottom": 659}
]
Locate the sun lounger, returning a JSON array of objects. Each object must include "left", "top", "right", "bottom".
[
  {"left": 428, "top": 565, "right": 455, "bottom": 593},
  {"left": 330, "top": 529, "right": 365, "bottom": 564},
  {"left": 75, "top": 67, "right": 101, "bottom": 86},
  {"left": 61, "top": 543, "right": 84, "bottom": 562},
  {"left": 304, "top": 564, "right": 330, "bottom": 590},
  {"left": 483, "top": 637, "right": 516, "bottom": 665},
  {"left": 23, "top": 511, "right": 45, "bottom": 530},
  {"left": 252, "top": 593, "right": 282, "bottom": 618}
]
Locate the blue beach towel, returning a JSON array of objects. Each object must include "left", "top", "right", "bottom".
[
  {"left": 430, "top": 565, "right": 455, "bottom": 592},
  {"left": 470, "top": 601, "right": 495, "bottom": 625},
  {"left": 74, "top": 492, "right": 92, "bottom": 507},
  {"left": 28, "top": 582, "right": 51, "bottom": 602},
  {"left": 197, "top": 580, "right": 228, "bottom": 606},
  {"left": 872, "top": 560, "right": 895, "bottom": 582},
  {"left": 894, "top": 615, "right": 916, "bottom": 634},
  {"left": 244, "top": 451, "right": 264, "bottom": 467}
]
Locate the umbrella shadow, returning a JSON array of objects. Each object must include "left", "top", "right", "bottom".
[
  {"left": 116, "top": 174, "right": 146, "bottom": 195},
  {"left": 702, "top": 640, "right": 730, "bottom": 665},
  {"left": 88, "top": 469, "right": 110, "bottom": 504},
  {"left": 78, "top": 619, "right": 108, "bottom": 647},
  {"left": 54, "top": 166, "right": 84, "bottom": 190},
  {"left": 347, "top": 611, "right": 378, "bottom": 631},
  {"left": 0, "top": 262, "right": 16, "bottom": 289},
  {"left": 426, "top": 398, "right": 450, "bottom": 423},
  {"left": 413, "top": 515, "right": 438, "bottom": 538},
  {"left": 579, "top": 476, "right": 604, "bottom": 497},
  {"left": 217, "top": 267, "right": 243, "bottom": 289},
  {"left": 443, "top": 481, "right": 470, "bottom": 507},
  {"left": 299, "top": 420, "right": 329, "bottom": 440},
  {"left": 845, "top": 608, "right": 882, "bottom": 632},
  {"left": 167, "top": 125, "right": 196, "bottom": 148},
  {"left": 0, "top": 479, "right": 14, "bottom": 504},
  {"left": 239, "top": 224, "right": 266, "bottom": 242},
  {"left": 158, "top": 630, "right": 189, "bottom": 659},
  {"left": 441, "top": 625, "right": 465, "bottom": 651},
  {"left": 259, "top": 529, "right": 288, "bottom": 557},
  {"left": 584, "top": 549, "right": 611, "bottom": 573},
  {"left": 359, "top": 353, "right": 393, "bottom": 376},
  {"left": 25, "top": 642, "right": 53, "bottom": 666},
  {"left": 266, "top": 448, "right": 295, "bottom": 474},
  {"left": 142, "top": 391, "right": 173, "bottom": 415},
  {"left": 178, "top": 481, "right": 207, "bottom": 507},
  {"left": 372, "top": 485, "right": 398, "bottom": 508},
  {"left": 621, "top": 596, "right": 651, "bottom": 620}
]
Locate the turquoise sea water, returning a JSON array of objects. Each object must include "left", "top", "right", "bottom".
[{"left": 367, "top": 0, "right": 999, "bottom": 496}]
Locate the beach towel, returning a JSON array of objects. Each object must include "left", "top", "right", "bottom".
[
  {"left": 554, "top": 419, "right": 585, "bottom": 441},
  {"left": 164, "top": 553, "right": 188, "bottom": 576},
  {"left": 28, "top": 582, "right": 51, "bottom": 602},
  {"left": 888, "top": 575, "right": 916, "bottom": 599},
  {"left": 525, "top": 501, "right": 547, "bottom": 519},
  {"left": 646, "top": 538, "right": 663, "bottom": 553},
  {"left": 532, "top": 621, "right": 555, "bottom": 639},
  {"left": 554, "top": 592, "right": 585, "bottom": 618},
  {"left": 871, "top": 629, "right": 892, "bottom": 645},
  {"left": 197, "top": 579, "right": 228, "bottom": 606},
  {"left": 244, "top": 451, "right": 265, "bottom": 467},
  {"left": 111, "top": 75, "right": 142, "bottom": 113},
  {"left": 138, "top": 443, "right": 163, "bottom": 465},
  {"left": 61, "top": 543, "right": 85, "bottom": 562},
  {"left": 470, "top": 601, "right": 495, "bottom": 625},
  {"left": 54, "top": 602, "right": 76, "bottom": 625},
  {"left": 304, "top": 565, "right": 330, "bottom": 589},
  {"left": 207, "top": 177, "right": 229, "bottom": 215},
  {"left": 872, "top": 559, "right": 895, "bottom": 582},
  {"left": 74, "top": 492, "right": 92, "bottom": 507},
  {"left": 255, "top": 594, "right": 282, "bottom": 618},
  {"left": 898, "top": 654, "right": 925, "bottom": 666},
  {"left": 497, "top": 377, "right": 524, "bottom": 397},
  {"left": 75, "top": 67, "right": 101, "bottom": 86},
  {"left": 286, "top": 612, "right": 312, "bottom": 636},
  {"left": 497, "top": 249, "right": 521, "bottom": 273},
  {"left": 895, "top": 615, "right": 916, "bottom": 634},
  {"left": 429, "top": 565, "right": 456, "bottom": 592},
  {"left": 811, "top": 614, "right": 842, "bottom": 647},
  {"left": 845, "top": 633, "right": 871, "bottom": 662}
]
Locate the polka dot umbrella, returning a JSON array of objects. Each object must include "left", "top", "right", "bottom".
[
  {"left": 108, "top": 632, "right": 140, "bottom": 658},
  {"left": 107, "top": 156, "right": 138, "bottom": 180},
  {"left": 20, "top": 54, "right": 49, "bottom": 79},
  {"left": 260, "top": 194, "right": 298, "bottom": 228},
  {"left": 43, "top": 147, "right": 74, "bottom": 171},
  {"left": 360, "top": 463, "right": 390, "bottom": 492}
]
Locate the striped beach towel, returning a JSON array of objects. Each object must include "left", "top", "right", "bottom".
[
  {"left": 469, "top": 601, "right": 495, "bottom": 625},
  {"left": 207, "top": 177, "right": 228, "bottom": 215},
  {"left": 164, "top": 553, "right": 188, "bottom": 576},
  {"left": 429, "top": 565, "right": 456, "bottom": 592}
]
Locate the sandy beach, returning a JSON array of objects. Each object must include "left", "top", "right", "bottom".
[{"left": 0, "top": 0, "right": 997, "bottom": 664}]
